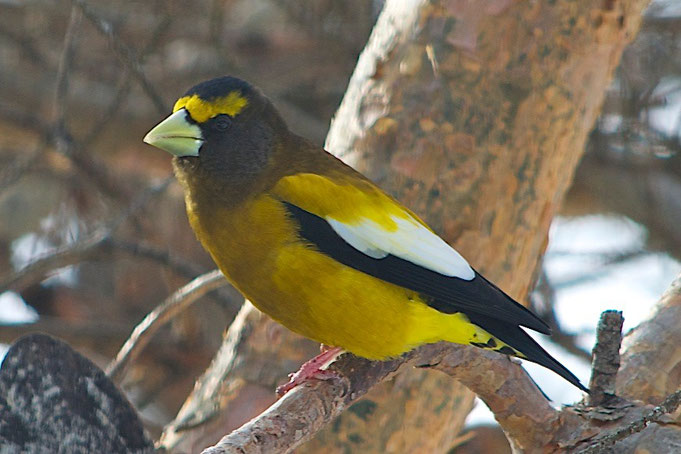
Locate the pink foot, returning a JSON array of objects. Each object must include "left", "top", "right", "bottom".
[{"left": 276, "top": 346, "right": 345, "bottom": 397}]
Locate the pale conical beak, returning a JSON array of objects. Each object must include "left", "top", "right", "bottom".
[{"left": 143, "top": 109, "right": 203, "bottom": 157}]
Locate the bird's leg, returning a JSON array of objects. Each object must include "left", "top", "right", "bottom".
[{"left": 276, "top": 346, "right": 345, "bottom": 397}]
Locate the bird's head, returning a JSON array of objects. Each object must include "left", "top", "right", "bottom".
[{"left": 144, "top": 76, "right": 287, "bottom": 183}]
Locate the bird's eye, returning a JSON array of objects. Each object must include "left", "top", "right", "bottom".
[{"left": 215, "top": 116, "right": 232, "bottom": 131}]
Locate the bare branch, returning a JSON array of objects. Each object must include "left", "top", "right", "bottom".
[
  {"left": 579, "top": 389, "right": 681, "bottom": 454},
  {"left": 0, "top": 27, "right": 51, "bottom": 69},
  {"left": 46, "top": 8, "right": 128, "bottom": 202},
  {"left": 81, "top": 75, "right": 133, "bottom": 149},
  {"left": 108, "top": 239, "right": 204, "bottom": 280},
  {"left": 0, "top": 106, "right": 126, "bottom": 202},
  {"left": 1, "top": 4, "right": 167, "bottom": 202},
  {"left": 0, "top": 177, "right": 171, "bottom": 293},
  {"left": 532, "top": 271, "right": 592, "bottom": 361},
  {"left": 0, "top": 145, "right": 47, "bottom": 192},
  {"left": 588, "top": 310, "right": 624, "bottom": 406},
  {"left": 551, "top": 249, "right": 648, "bottom": 290},
  {"left": 200, "top": 343, "right": 560, "bottom": 454},
  {"left": 0, "top": 230, "right": 108, "bottom": 293},
  {"left": 81, "top": 14, "right": 171, "bottom": 148},
  {"left": 53, "top": 6, "right": 82, "bottom": 135},
  {"left": 106, "top": 269, "right": 227, "bottom": 383},
  {"left": 195, "top": 305, "right": 681, "bottom": 454},
  {"left": 0, "top": 7, "right": 80, "bottom": 194},
  {"left": 429, "top": 349, "right": 560, "bottom": 451},
  {"left": 107, "top": 176, "right": 172, "bottom": 230},
  {"left": 71, "top": 0, "right": 168, "bottom": 114},
  {"left": 618, "top": 275, "right": 681, "bottom": 402}
]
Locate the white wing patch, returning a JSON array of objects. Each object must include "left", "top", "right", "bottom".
[{"left": 326, "top": 215, "right": 475, "bottom": 281}]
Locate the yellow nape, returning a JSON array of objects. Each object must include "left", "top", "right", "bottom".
[{"left": 173, "top": 91, "right": 248, "bottom": 123}]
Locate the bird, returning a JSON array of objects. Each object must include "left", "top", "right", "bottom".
[{"left": 143, "top": 76, "right": 588, "bottom": 395}]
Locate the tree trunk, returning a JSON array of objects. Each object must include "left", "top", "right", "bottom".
[
  {"left": 307, "top": 0, "right": 649, "bottom": 452},
  {"left": 161, "top": 0, "right": 650, "bottom": 452}
]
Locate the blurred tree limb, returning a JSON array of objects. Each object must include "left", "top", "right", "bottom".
[
  {"left": 0, "top": 177, "right": 171, "bottom": 293},
  {"left": 106, "top": 269, "right": 227, "bottom": 383}
]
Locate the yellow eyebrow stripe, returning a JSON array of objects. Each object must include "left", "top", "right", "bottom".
[{"left": 173, "top": 91, "right": 249, "bottom": 123}]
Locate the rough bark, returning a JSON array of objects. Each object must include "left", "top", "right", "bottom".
[
  {"left": 198, "top": 277, "right": 681, "bottom": 454},
  {"left": 160, "top": 0, "right": 650, "bottom": 452},
  {"left": 160, "top": 303, "right": 320, "bottom": 452},
  {"left": 588, "top": 311, "right": 624, "bottom": 406},
  {"left": 314, "top": 0, "right": 650, "bottom": 452},
  {"left": 0, "top": 334, "right": 154, "bottom": 453},
  {"left": 198, "top": 343, "right": 558, "bottom": 454},
  {"left": 618, "top": 275, "right": 681, "bottom": 404}
]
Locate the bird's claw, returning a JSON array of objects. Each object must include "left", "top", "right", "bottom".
[{"left": 276, "top": 346, "right": 345, "bottom": 397}]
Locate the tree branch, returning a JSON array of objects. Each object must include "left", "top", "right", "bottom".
[
  {"left": 52, "top": 6, "right": 81, "bottom": 136},
  {"left": 71, "top": 0, "right": 168, "bottom": 114},
  {"left": 198, "top": 291, "right": 681, "bottom": 454},
  {"left": 0, "top": 177, "right": 171, "bottom": 293},
  {"left": 108, "top": 238, "right": 204, "bottom": 280},
  {"left": 201, "top": 343, "right": 561, "bottom": 454},
  {"left": 81, "top": 14, "right": 171, "bottom": 148},
  {"left": 588, "top": 310, "right": 624, "bottom": 406},
  {"left": 0, "top": 230, "right": 108, "bottom": 293},
  {"left": 532, "top": 270, "right": 592, "bottom": 362},
  {"left": 0, "top": 145, "right": 48, "bottom": 193},
  {"left": 617, "top": 274, "right": 681, "bottom": 403},
  {"left": 580, "top": 389, "right": 681, "bottom": 454},
  {"left": 106, "top": 269, "right": 227, "bottom": 383},
  {"left": 0, "top": 7, "right": 80, "bottom": 194}
]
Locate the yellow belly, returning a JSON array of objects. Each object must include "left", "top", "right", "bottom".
[{"left": 186, "top": 193, "right": 493, "bottom": 359}]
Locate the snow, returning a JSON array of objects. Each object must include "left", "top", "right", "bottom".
[{"left": 0, "top": 291, "right": 38, "bottom": 324}]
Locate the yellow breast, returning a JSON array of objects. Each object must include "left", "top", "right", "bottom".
[{"left": 185, "top": 192, "right": 483, "bottom": 359}]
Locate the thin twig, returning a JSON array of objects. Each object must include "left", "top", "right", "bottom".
[
  {"left": 71, "top": 0, "right": 168, "bottom": 114},
  {"left": 107, "top": 238, "right": 241, "bottom": 312},
  {"left": 532, "top": 271, "right": 592, "bottom": 361},
  {"left": 0, "top": 106, "right": 126, "bottom": 202},
  {"left": 0, "top": 27, "right": 51, "bottom": 69},
  {"left": 51, "top": 5, "right": 81, "bottom": 168},
  {"left": 61, "top": 134, "right": 132, "bottom": 203},
  {"left": 580, "top": 389, "right": 681, "bottom": 454},
  {"left": 0, "top": 7, "right": 81, "bottom": 194},
  {"left": 106, "top": 176, "right": 172, "bottom": 232},
  {"left": 551, "top": 250, "right": 647, "bottom": 290},
  {"left": 81, "top": 14, "right": 171, "bottom": 148},
  {"left": 53, "top": 6, "right": 82, "bottom": 136},
  {"left": 81, "top": 75, "right": 133, "bottom": 148},
  {"left": 108, "top": 239, "right": 204, "bottom": 280},
  {"left": 0, "top": 145, "right": 48, "bottom": 192},
  {"left": 106, "top": 269, "right": 227, "bottom": 383}
]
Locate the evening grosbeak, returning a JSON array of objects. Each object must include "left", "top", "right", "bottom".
[{"left": 143, "top": 76, "right": 588, "bottom": 394}]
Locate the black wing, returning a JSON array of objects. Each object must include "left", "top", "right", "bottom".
[{"left": 283, "top": 202, "right": 550, "bottom": 335}]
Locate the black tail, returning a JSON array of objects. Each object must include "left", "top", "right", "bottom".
[{"left": 467, "top": 312, "right": 589, "bottom": 393}]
